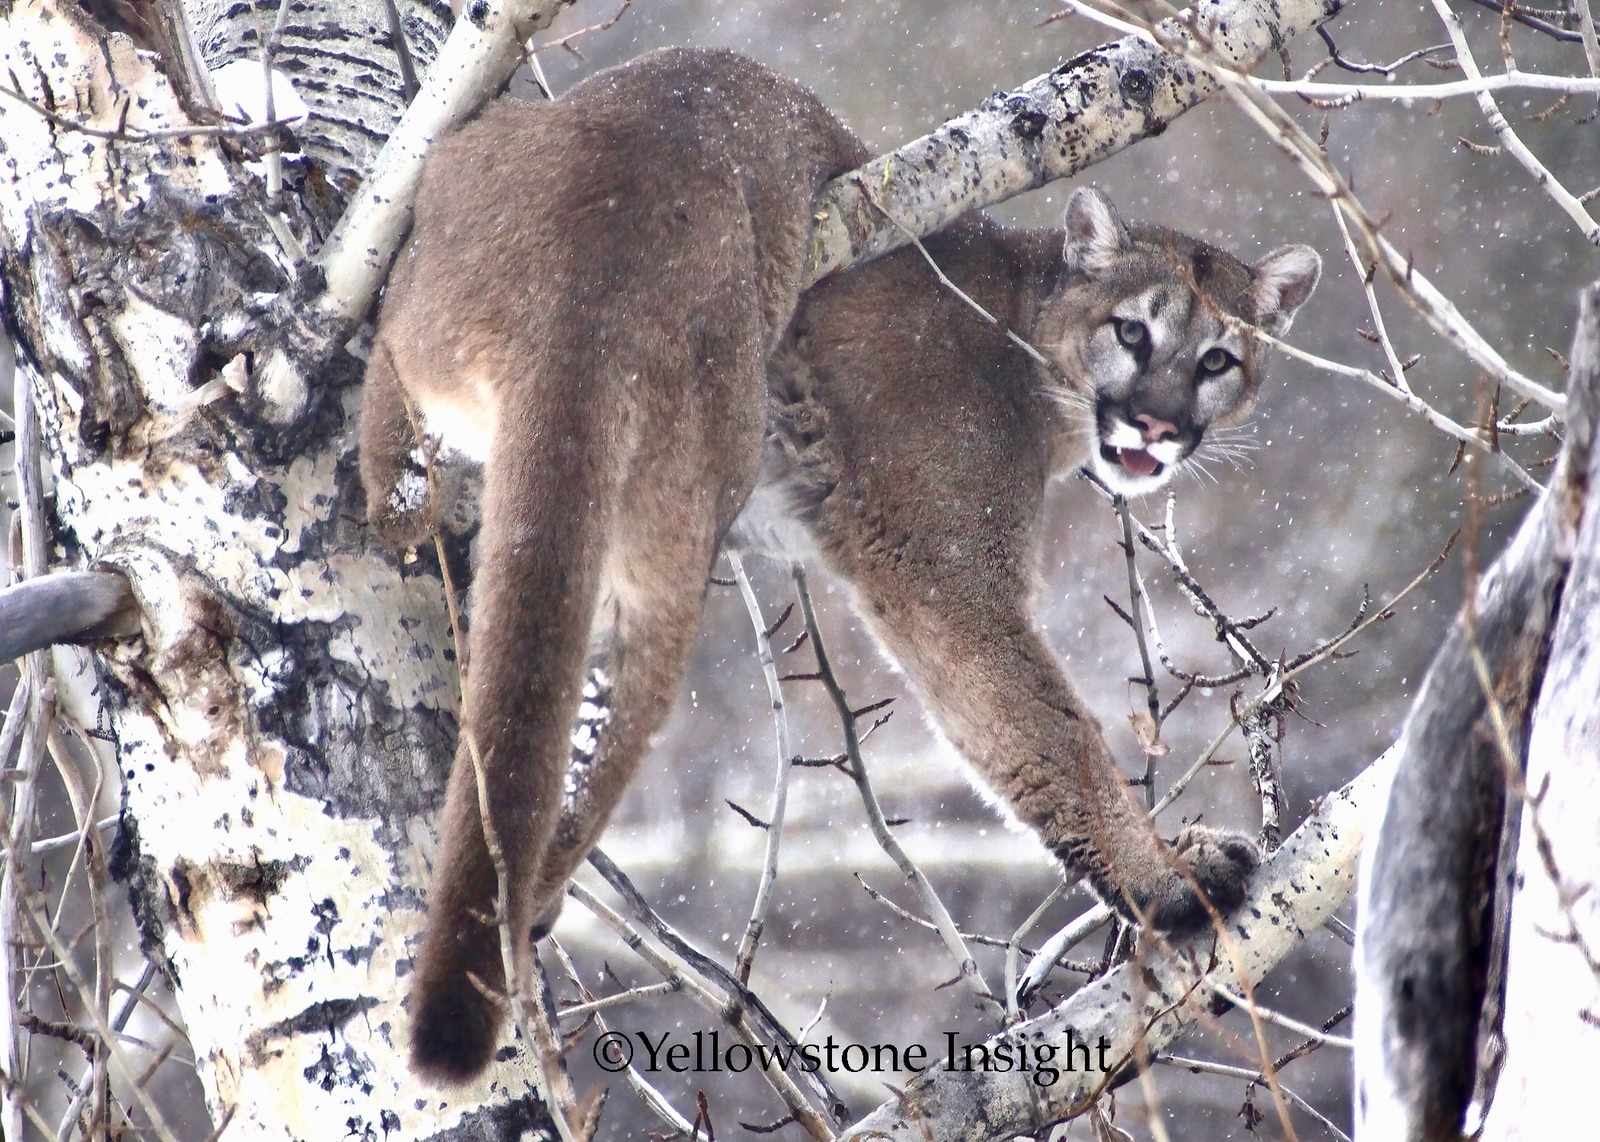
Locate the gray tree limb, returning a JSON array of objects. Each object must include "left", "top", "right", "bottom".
[{"left": 0, "top": 571, "right": 141, "bottom": 664}]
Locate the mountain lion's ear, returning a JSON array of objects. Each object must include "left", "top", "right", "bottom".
[
  {"left": 1063, "top": 187, "right": 1132, "bottom": 274},
  {"left": 1251, "top": 245, "right": 1321, "bottom": 335}
]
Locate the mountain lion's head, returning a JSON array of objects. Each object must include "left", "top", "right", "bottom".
[{"left": 1034, "top": 187, "right": 1321, "bottom": 495}]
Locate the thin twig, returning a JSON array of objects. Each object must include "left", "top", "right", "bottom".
[
  {"left": 547, "top": 941, "right": 687, "bottom": 1136},
  {"left": 1114, "top": 497, "right": 1164, "bottom": 788},
  {"left": 537, "top": 0, "right": 635, "bottom": 58},
  {"left": 567, "top": 879, "right": 836, "bottom": 1141},
  {"left": 0, "top": 82, "right": 296, "bottom": 144},
  {"left": 728, "top": 551, "right": 799, "bottom": 984},
  {"left": 1155, "top": 1054, "right": 1352, "bottom": 1141},
  {"left": 1242, "top": 325, "right": 1540, "bottom": 492},
  {"left": 1005, "top": 881, "right": 1067, "bottom": 1021},
  {"left": 585, "top": 849, "right": 852, "bottom": 1127},
  {"left": 1202, "top": 979, "right": 1356, "bottom": 1048},
  {"left": 1426, "top": 0, "right": 1600, "bottom": 244},
  {"left": 791, "top": 568, "right": 1004, "bottom": 1021}
]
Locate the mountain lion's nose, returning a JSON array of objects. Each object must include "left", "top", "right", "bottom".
[{"left": 1133, "top": 413, "right": 1179, "bottom": 444}]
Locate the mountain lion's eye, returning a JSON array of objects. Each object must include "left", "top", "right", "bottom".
[
  {"left": 1199, "top": 347, "right": 1235, "bottom": 375},
  {"left": 1114, "top": 318, "right": 1147, "bottom": 348}
]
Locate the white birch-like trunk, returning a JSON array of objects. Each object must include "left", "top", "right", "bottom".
[
  {"left": 1479, "top": 287, "right": 1600, "bottom": 1139},
  {"left": 1, "top": 3, "right": 555, "bottom": 1137}
]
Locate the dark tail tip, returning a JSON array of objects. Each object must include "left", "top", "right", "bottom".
[{"left": 409, "top": 970, "right": 503, "bottom": 1084}]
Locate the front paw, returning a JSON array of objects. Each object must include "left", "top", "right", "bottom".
[{"left": 1145, "top": 825, "right": 1260, "bottom": 936}]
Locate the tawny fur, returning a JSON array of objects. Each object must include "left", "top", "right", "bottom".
[{"left": 360, "top": 47, "right": 1319, "bottom": 1083}]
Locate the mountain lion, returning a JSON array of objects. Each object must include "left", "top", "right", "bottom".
[{"left": 359, "top": 46, "right": 1321, "bottom": 1081}]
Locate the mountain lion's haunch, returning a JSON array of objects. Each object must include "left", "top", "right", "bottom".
[{"left": 359, "top": 47, "right": 1321, "bottom": 1083}]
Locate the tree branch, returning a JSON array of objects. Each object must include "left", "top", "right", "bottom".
[
  {"left": 802, "top": 0, "right": 1339, "bottom": 284},
  {"left": 255, "top": 0, "right": 577, "bottom": 419},
  {"left": 0, "top": 570, "right": 141, "bottom": 664},
  {"left": 838, "top": 749, "right": 1391, "bottom": 1140}
]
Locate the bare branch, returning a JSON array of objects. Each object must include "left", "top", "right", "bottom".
[
  {"left": 803, "top": 0, "right": 1337, "bottom": 284},
  {"left": 727, "top": 552, "right": 800, "bottom": 984},
  {"left": 792, "top": 568, "right": 1005, "bottom": 1022}
]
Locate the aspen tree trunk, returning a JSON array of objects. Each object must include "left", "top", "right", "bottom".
[
  {"left": 1477, "top": 288, "right": 1600, "bottom": 1139},
  {"left": 1355, "top": 287, "right": 1600, "bottom": 1139},
  {"left": 1, "top": 3, "right": 555, "bottom": 1137}
]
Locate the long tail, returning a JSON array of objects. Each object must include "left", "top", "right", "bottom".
[{"left": 409, "top": 372, "right": 621, "bottom": 1083}]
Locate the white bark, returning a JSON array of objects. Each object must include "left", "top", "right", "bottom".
[
  {"left": 1, "top": 3, "right": 549, "bottom": 1137},
  {"left": 255, "top": 0, "right": 575, "bottom": 421},
  {"left": 1355, "top": 283, "right": 1600, "bottom": 1139},
  {"left": 803, "top": 0, "right": 1340, "bottom": 284}
]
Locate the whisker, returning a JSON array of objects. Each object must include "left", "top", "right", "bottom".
[
  {"left": 1044, "top": 386, "right": 1091, "bottom": 413},
  {"left": 1045, "top": 393, "right": 1094, "bottom": 426},
  {"left": 1202, "top": 445, "right": 1257, "bottom": 471},
  {"left": 1181, "top": 455, "right": 1221, "bottom": 486}
]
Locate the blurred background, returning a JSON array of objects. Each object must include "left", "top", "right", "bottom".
[{"left": 3, "top": 0, "right": 1593, "bottom": 1137}]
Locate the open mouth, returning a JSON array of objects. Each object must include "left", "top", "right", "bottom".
[{"left": 1100, "top": 443, "right": 1165, "bottom": 479}]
